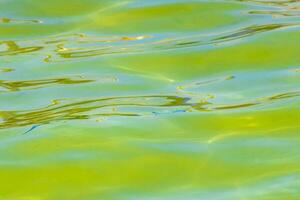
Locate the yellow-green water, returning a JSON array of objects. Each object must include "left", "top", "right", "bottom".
[{"left": 1, "top": 0, "right": 300, "bottom": 199}]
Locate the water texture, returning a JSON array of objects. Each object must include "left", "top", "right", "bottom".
[{"left": 0, "top": 0, "right": 300, "bottom": 199}]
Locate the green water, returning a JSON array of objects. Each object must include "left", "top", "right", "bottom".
[{"left": 1, "top": 0, "right": 300, "bottom": 199}]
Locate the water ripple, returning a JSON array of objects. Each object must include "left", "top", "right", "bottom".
[
  {"left": 1, "top": 21, "right": 297, "bottom": 61},
  {"left": 0, "top": 77, "right": 95, "bottom": 92},
  {"left": 1, "top": 89, "right": 299, "bottom": 130},
  {"left": 0, "top": 17, "right": 42, "bottom": 24}
]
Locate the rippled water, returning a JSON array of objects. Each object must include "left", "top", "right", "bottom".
[{"left": 1, "top": 0, "right": 300, "bottom": 199}]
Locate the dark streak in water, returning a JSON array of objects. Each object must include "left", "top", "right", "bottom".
[
  {"left": 0, "top": 90, "right": 299, "bottom": 130},
  {"left": 249, "top": 10, "right": 300, "bottom": 17},
  {"left": 52, "top": 23, "right": 297, "bottom": 60},
  {"left": 212, "top": 23, "right": 291, "bottom": 42},
  {"left": 236, "top": 0, "right": 300, "bottom": 6},
  {"left": 23, "top": 125, "right": 40, "bottom": 134},
  {"left": 0, "top": 77, "right": 94, "bottom": 91},
  {"left": 1, "top": 21, "right": 297, "bottom": 61},
  {"left": 0, "top": 41, "right": 43, "bottom": 56},
  {"left": 0, "top": 95, "right": 190, "bottom": 129},
  {"left": 0, "top": 17, "right": 42, "bottom": 24},
  {"left": 214, "top": 102, "right": 260, "bottom": 110},
  {"left": 267, "top": 91, "right": 300, "bottom": 100}
]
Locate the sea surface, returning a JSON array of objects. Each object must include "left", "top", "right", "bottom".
[{"left": 0, "top": 0, "right": 300, "bottom": 199}]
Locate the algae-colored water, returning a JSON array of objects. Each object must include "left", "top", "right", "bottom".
[{"left": 1, "top": 0, "right": 300, "bottom": 199}]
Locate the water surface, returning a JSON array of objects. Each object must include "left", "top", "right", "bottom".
[{"left": 0, "top": 0, "right": 300, "bottom": 199}]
